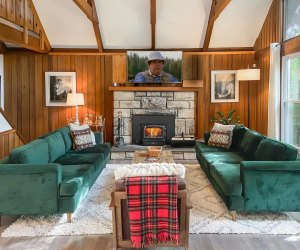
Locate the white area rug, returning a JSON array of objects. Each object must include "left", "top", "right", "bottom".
[{"left": 2, "top": 164, "right": 300, "bottom": 237}]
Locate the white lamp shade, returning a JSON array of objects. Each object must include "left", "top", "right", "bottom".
[
  {"left": 237, "top": 68, "right": 260, "bottom": 81},
  {"left": 67, "top": 93, "right": 85, "bottom": 106}
]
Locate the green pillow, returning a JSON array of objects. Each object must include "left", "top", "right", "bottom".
[
  {"left": 240, "top": 130, "right": 264, "bottom": 159},
  {"left": 9, "top": 139, "right": 49, "bottom": 164},
  {"left": 43, "top": 131, "right": 66, "bottom": 162},
  {"left": 255, "top": 139, "right": 287, "bottom": 161},
  {"left": 59, "top": 126, "right": 72, "bottom": 152},
  {"left": 231, "top": 126, "right": 247, "bottom": 149}
]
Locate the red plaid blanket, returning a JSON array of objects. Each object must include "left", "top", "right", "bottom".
[{"left": 125, "top": 175, "right": 179, "bottom": 248}]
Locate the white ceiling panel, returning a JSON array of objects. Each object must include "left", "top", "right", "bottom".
[
  {"left": 209, "top": 0, "right": 273, "bottom": 48},
  {"left": 32, "top": 0, "right": 97, "bottom": 48},
  {"left": 95, "top": 0, "right": 151, "bottom": 49},
  {"left": 156, "top": 0, "right": 211, "bottom": 48}
]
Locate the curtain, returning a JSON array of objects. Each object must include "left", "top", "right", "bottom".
[{"left": 267, "top": 43, "right": 281, "bottom": 139}]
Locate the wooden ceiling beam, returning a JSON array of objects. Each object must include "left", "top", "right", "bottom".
[
  {"left": 0, "top": 41, "right": 7, "bottom": 53},
  {"left": 73, "top": 0, "right": 103, "bottom": 52},
  {"left": 28, "top": 0, "right": 51, "bottom": 51},
  {"left": 0, "top": 21, "right": 48, "bottom": 53},
  {"left": 150, "top": 0, "right": 156, "bottom": 49},
  {"left": 203, "top": 0, "right": 231, "bottom": 51},
  {"left": 74, "top": 0, "right": 94, "bottom": 22}
]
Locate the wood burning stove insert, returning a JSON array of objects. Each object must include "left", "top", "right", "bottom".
[{"left": 132, "top": 114, "right": 175, "bottom": 146}]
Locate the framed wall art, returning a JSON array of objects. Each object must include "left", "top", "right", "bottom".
[
  {"left": 211, "top": 70, "right": 239, "bottom": 103},
  {"left": 45, "top": 72, "right": 76, "bottom": 106}
]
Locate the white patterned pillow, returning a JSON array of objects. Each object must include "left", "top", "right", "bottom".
[
  {"left": 208, "top": 129, "right": 232, "bottom": 149},
  {"left": 71, "top": 128, "right": 94, "bottom": 150},
  {"left": 69, "top": 123, "right": 96, "bottom": 145},
  {"left": 213, "top": 123, "right": 235, "bottom": 132}
]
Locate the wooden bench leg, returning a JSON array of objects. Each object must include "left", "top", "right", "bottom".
[
  {"left": 67, "top": 213, "right": 72, "bottom": 223},
  {"left": 230, "top": 211, "right": 237, "bottom": 221}
]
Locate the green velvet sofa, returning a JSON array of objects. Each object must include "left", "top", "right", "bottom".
[
  {"left": 0, "top": 126, "right": 110, "bottom": 222},
  {"left": 195, "top": 126, "right": 300, "bottom": 218}
]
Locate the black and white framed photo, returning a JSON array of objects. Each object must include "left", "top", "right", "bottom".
[
  {"left": 211, "top": 70, "right": 239, "bottom": 103},
  {"left": 45, "top": 72, "right": 76, "bottom": 106}
]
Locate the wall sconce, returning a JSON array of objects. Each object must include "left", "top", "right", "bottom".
[{"left": 67, "top": 93, "right": 85, "bottom": 125}]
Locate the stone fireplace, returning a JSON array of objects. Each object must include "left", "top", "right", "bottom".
[{"left": 113, "top": 91, "right": 195, "bottom": 145}]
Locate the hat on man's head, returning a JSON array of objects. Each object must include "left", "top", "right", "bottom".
[{"left": 147, "top": 51, "right": 165, "bottom": 63}]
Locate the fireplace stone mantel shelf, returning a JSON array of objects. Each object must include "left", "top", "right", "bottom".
[{"left": 108, "top": 86, "right": 200, "bottom": 92}]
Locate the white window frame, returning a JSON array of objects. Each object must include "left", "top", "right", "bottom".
[{"left": 281, "top": 51, "right": 300, "bottom": 147}]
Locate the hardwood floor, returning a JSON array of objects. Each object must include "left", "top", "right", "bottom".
[{"left": 0, "top": 234, "right": 300, "bottom": 250}]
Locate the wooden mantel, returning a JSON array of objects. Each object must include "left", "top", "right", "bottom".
[{"left": 108, "top": 86, "right": 201, "bottom": 92}]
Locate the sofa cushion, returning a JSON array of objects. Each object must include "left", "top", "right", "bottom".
[
  {"left": 68, "top": 143, "right": 111, "bottom": 159},
  {"left": 239, "top": 130, "right": 264, "bottom": 159},
  {"left": 195, "top": 141, "right": 230, "bottom": 154},
  {"left": 43, "top": 131, "right": 66, "bottom": 162},
  {"left": 231, "top": 126, "right": 247, "bottom": 149},
  {"left": 284, "top": 143, "right": 299, "bottom": 161},
  {"left": 55, "top": 153, "right": 104, "bottom": 167},
  {"left": 60, "top": 164, "right": 94, "bottom": 196},
  {"left": 208, "top": 130, "right": 233, "bottom": 149},
  {"left": 201, "top": 152, "right": 247, "bottom": 174},
  {"left": 69, "top": 123, "right": 96, "bottom": 145},
  {"left": 59, "top": 127, "right": 72, "bottom": 152},
  {"left": 255, "top": 139, "right": 287, "bottom": 161},
  {"left": 210, "top": 163, "right": 242, "bottom": 196},
  {"left": 71, "top": 128, "right": 94, "bottom": 150},
  {"left": 9, "top": 139, "right": 49, "bottom": 164}
]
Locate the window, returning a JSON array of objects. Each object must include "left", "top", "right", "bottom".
[
  {"left": 282, "top": 52, "right": 300, "bottom": 147},
  {"left": 284, "top": 0, "right": 300, "bottom": 40}
]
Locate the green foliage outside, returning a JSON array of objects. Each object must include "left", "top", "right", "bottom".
[{"left": 127, "top": 52, "right": 182, "bottom": 82}]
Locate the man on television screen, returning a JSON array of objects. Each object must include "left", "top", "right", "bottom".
[{"left": 134, "top": 51, "right": 178, "bottom": 83}]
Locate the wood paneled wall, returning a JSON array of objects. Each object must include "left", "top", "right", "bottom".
[
  {"left": 4, "top": 52, "right": 255, "bottom": 144},
  {"left": 0, "top": 129, "right": 24, "bottom": 159},
  {"left": 253, "top": 0, "right": 282, "bottom": 135},
  {"left": 4, "top": 54, "right": 114, "bottom": 143}
]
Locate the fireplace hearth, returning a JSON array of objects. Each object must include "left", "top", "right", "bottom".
[{"left": 132, "top": 115, "right": 175, "bottom": 146}]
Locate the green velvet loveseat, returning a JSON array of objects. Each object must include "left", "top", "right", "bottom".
[
  {"left": 195, "top": 126, "right": 300, "bottom": 219},
  {"left": 0, "top": 126, "right": 110, "bottom": 222}
]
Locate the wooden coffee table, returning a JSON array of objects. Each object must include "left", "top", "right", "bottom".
[{"left": 132, "top": 150, "right": 174, "bottom": 164}]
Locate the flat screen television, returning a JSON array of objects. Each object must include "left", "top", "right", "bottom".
[{"left": 127, "top": 51, "right": 182, "bottom": 83}]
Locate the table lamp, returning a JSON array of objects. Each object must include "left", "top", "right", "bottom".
[{"left": 67, "top": 93, "right": 85, "bottom": 125}]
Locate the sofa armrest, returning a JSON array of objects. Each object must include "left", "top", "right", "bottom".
[
  {"left": 240, "top": 161, "right": 300, "bottom": 211},
  {"left": 0, "top": 163, "right": 62, "bottom": 214},
  {"left": 94, "top": 132, "right": 103, "bottom": 144},
  {"left": 204, "top": 131, "right": 211, "bottom": 144},
  {"left": 240, "top": 161, "right": 300, "bottom": 172}
]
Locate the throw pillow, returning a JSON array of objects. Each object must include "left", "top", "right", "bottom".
[
  {"left": 208, "top": 129, "right": 233, "bottom": 149},
  {"left": 213, "top": 122, "right": 235, "bottom": 132},
  {"left": 69, "top": 123, "right": 96, "bottom": 145},
  {"left": 71, "top": 128, "right": 94, "bottom": 150}
]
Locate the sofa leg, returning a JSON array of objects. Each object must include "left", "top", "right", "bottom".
[
  {"left": 67, "top": 213, "right": 72, "bottom": 223},
  {"left": 230, "top": 211, "right": 237, "bottom": 221}
]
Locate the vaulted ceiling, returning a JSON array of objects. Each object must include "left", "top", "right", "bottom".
[{"left": 3, "top": 0, "right": 273, "bottom": 52}]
